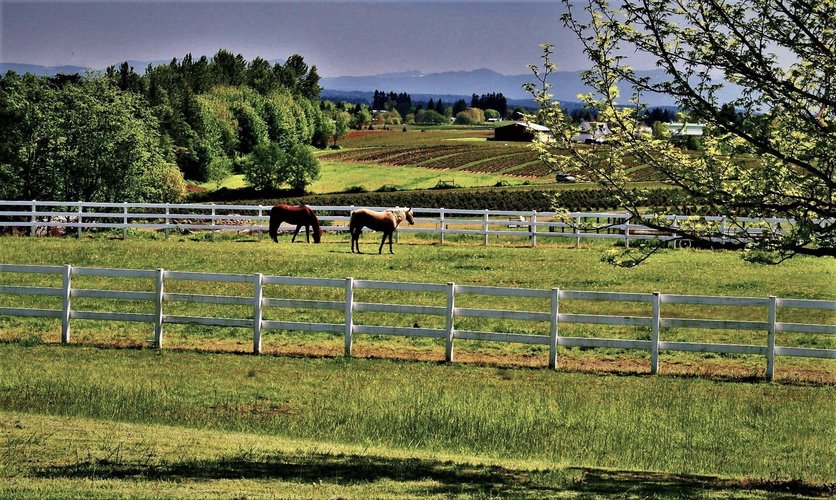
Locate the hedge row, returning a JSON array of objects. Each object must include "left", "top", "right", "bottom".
[{"left": 196, "top": 186, "right": 691, "bottom": 213}]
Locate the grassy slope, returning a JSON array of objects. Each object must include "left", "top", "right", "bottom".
[{"left": 1, "top": 347, "right": 834, "bottom": 498}]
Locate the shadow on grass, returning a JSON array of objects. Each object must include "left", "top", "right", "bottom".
[{"left": 34, "top": 450, "right": 833, "bottom": 498}]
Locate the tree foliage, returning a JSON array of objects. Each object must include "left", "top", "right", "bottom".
[
  {"left": 0, "top": 72, "right": 185, "bottom": 203},
  {"left": 527, "top": 0, "right": 835, "bottom": 264}
]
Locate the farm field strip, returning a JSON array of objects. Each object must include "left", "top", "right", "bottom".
[
  {"left": 461, "top": 152, "right": 541, "bottom": 174},
  {"left": 321, "top": 131, "right": 552, "bottom": 178}
]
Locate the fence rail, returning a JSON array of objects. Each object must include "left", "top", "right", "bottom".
[
  {"left": 1, "top": 263, "right": 833, "bottom": 380},
  {"left": 0, "top": 200, "right": 805, "bottom": 247}
]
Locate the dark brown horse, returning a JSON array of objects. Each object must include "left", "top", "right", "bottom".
[
  {"left": 349, "top": 208, "right": 414, "bottom": 254},
  {"left": 268, "top": 204, "right": 321, "bottom": 243}
]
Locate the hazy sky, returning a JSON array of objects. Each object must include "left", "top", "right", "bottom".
[{"left": 0, "top": 0, "right": 607, "bottom": 76}]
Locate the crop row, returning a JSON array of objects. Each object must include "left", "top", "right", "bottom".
[
  {"left": 385, "top": 145, "right": 475, "bottom": 166},
  {"left": 416, "top": 147, "right": 507, "bottom": 170},
  {"left": 341, "top": 129, "right": 491, "bottom": 148},
  {"left": 461, "top": 152, "right": 540, "bottom": 173},
  {"left": 509, "top": 161, "right": 552, "bottom": 177},
  {"left": 627, "top": 165, "right": 666, "bottom": 182}
]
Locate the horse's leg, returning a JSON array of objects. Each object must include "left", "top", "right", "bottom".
[
  {"left": 291, "top": 224, "right": 302, "bottom": 243},
  {"left": 304, "top": 224, "right": 310, "bottom": 243},
  {"left": 350, "top": 227, "right": 360, "bottom": 253},
  {"left": 389, "top": 231, "right": 395, "bottom": 254},
  {"left": 378, "top": 231, "right": 388, "bottom": 254},
  {"left": 269, "top": 216, "right": 282, "bottom": 243}
]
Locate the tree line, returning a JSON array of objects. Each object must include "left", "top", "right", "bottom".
[{"left": 0, "top": 50, "right": 331, "bottom": 203}]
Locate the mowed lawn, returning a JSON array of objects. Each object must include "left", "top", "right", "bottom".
[{"left": 0, "top": 235, "right": 834, "bottom": 497}]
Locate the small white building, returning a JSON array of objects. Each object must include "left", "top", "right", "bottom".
[
  {"left": 665, "top": 122, "right": 705, "bottom": 136},
  {"left": 573, "top": 121, "right": 611, "bottom": 144}
]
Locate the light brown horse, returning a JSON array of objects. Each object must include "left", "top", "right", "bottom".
[
  {"left": 268, "top": 204, "right": 321, "bottom": 243},
  {"left": 349, "top": 208, "right": 414, "bottom": 254}
]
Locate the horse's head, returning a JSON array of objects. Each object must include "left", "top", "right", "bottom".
[
  {"left": 313, "top": 227, "right": 322, "bottom": 243},
  {"left": 404, "top": 208, "right": 414, "bottom": 225}
]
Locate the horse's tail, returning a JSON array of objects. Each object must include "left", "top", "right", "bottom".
[
  {"left": 268, "top": 207, "right": 280, "bottom": 243},
  {"left": 348, "top": 211, "right": 359, "bottom": 236}
]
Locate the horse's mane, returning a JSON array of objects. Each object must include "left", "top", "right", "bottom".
[{"left": 307, "top": 206, "right": 321, "bottom": 233}]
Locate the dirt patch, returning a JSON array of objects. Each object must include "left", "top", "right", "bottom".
[{"left": 6, "top": 334, "right": 834, "bottom": 386}]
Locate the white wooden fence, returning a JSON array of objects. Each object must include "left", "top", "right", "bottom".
[
  {"left": 1, "top": 263, "right": 833, "bottom": 380},
  {"left": 0, "top": 200, "right": 797, "bottom": 247}
]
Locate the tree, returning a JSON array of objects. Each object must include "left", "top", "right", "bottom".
[
  {"left": 212, "top": 49, "right": 247, "bottom": 86},
  {"left": 452, "top": 99, "right": 468, "bottom": 116},
  {"left": 244, "top": 142, "right": 288, "bottom": 191},
  {"left": 247, "top": 56, "right": 276, "bottom": 95},
  {"left": 0, "top": 72, "right": 184, "bottom": 203},
  {"left": 434, "top": 99, "right": 445, "bottom": 115},
  {"left": 415, "top": 109, "right": 446, "bottom": 125},
  {"left": 286, "top": 143, "right": 320, "bottom": 192},
  {"left": 352, "top": 105, "right": 372, "bottom": 129},
  {"left": 332, "top": 110, "right": 351, "bottom": 147},
  {"left": 527, "top": 1, "right": 835, "bottom": 265},
  {"left": 454, "top": 107, "right": 486, "bottom": 125}
]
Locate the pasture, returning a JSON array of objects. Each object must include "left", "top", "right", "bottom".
[{"left": 1, "top": 235, "right": 834, "bottom": 497}]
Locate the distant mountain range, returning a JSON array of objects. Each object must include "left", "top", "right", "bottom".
[
  {"left": 2, "top": 62, "right": 740, "bottom": 108},
  {"left": 321, "top": 68, "right": 693, "bottom": 106}
]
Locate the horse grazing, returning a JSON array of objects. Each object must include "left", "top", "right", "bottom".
[
  {"left": 349, "top": 208, "right": 414, "bottom": 254},
  {"left": 268, "top": 204, "right": 321, "bottom": 243}
]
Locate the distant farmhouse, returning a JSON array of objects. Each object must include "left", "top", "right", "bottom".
[
  {"left": 493, "top": 121, "right": 550, "bottom": 142},
  {"left": 664, "top": 122, "right": 705, "bottom": 136},
  {"left": 573, "top": 121, "right": 611, "bottom": 144}
]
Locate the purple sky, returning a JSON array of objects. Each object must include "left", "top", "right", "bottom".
[{"left": 0, "top": 0, "right": 617, "bottom": 76}]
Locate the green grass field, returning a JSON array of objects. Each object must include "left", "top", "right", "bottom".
[{"left": 1, "top": 235, "right": 834, "bottom": 497}]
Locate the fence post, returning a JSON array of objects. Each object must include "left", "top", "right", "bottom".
[
  {"left": 253, "top": 273, "right": 263, "bottom": 354},
  {"left": 575, "top": 216, "right": 581, "bottom": 248},
  {"left": 344, "top": 277, "right": 354, "bottom": 357},
  {"left": 549, "top": 287, "right": 559, "bottom": 369},
  {"left": 445, "top": 282, "right": 455, "bottom": 363},
  {"left": 153, "top": 268, "right": 164, "bottom": 349},
  {"left": 30, "top": 200, "right": 36, "bottom": 237},
  {"left": 651, "top": 292, "right": 660, "bottom": 374},
  {"left": 531, "top": 211, "right": 538, "bottom": 247},
  {"left": 122, "top": 202, "right": 128, "bottom": 239},
  {"left": 483, "top": 209, "right": 489, "bottom": 246},
  {"left": 257, "top": 206, "right": 264, "bottom": 240},
  {"left": 624, "top": 221, "right": 630, "bottom": 248},
  {"left": 767, "top": 295, "right": 777, "bottom": 381},
  {"left": 164, "top": 206, "right": 170, "bottom": 239},
  {"left": 61, "top": 264, "right": 72, "bottom": 344},
  {"left": 671, "top": 216, "right": 678, "bottom": 249},
  {"left": 211, "top": 204, "right": 216, "bottom": 242},
  {"left": 439, "top": 208, "right": 445, "bottom": 245},
  {"left": 77, "top": 202, "right": 83, "bottom": 239}
]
